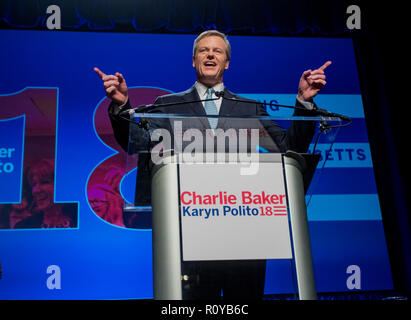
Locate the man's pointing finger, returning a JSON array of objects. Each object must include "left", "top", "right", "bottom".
[
  {"left": 94, "top": 67, "right": 106, "bottom": 79},
  {"left": 319, "top": 61, "right": 332, "bottom": 71}
]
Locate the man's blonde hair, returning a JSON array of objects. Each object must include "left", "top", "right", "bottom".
[{"left": 193, "top": 30, "right": 231, "bottom": 61}]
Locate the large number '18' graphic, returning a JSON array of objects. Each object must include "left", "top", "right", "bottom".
[
  {"left": 87, "top": 87, "right": 172, "bottom": 229},
  {"left": 0, "top": 88, "right": 78, "bottom": 229}
]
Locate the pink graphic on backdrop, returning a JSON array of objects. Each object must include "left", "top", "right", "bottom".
[
  {"left": 0, "top": 88, "right": 78, "bottom": 229},
  {"left": 87, "top": 87, "right": 172, "bottom": 228}
]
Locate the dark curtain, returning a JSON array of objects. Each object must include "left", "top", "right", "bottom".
[
  {"left": 1, "top": 0, "right": 410, "bottom": 296},
  {"left": 351, "top": 3, "right": 410, "bottom": 297},
  {"left": 0, "top": 0, "right": 350, "bottom": 35}
]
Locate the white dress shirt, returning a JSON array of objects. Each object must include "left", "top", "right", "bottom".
[{"left": 195, "top": 81, "right": 224, "bottom": 113}]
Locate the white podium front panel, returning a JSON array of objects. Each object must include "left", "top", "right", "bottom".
[{"left": 178, "top": 154, "right": 292, "bottom": 261}]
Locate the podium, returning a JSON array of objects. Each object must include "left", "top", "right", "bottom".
[{"left": 123, "top": 112, "right": 340, "bottom": 300}]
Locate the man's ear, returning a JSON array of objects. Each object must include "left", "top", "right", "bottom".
[
  {"left": 192, "top": 56, "right": 196, "bottom": 68},
  {"left": 225, "top": 59, "right": 230, "bottom": 70}
]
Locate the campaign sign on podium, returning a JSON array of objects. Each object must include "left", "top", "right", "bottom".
[{"left": 178, "top": 154, "right": 292, "bottom": 261}]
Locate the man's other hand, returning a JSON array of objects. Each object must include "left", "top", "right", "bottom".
[{"left": 298, "top": 61, "right": 332, "bottom": 102}]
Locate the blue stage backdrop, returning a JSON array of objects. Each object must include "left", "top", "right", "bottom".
[{"left": 0, "top": 30, "right": 393, "bottom": 299}]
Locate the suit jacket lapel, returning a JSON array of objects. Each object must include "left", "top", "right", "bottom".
[
  {"left": 217, "top": 88, "right": 238, "bottom": 129},
  {"left": 182, "top": 85, "right": 210, "bottom": 130}
]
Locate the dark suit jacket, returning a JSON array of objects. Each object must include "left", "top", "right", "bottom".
[{"left": 108, "top": 85, "right": 316, "bottom": 205}]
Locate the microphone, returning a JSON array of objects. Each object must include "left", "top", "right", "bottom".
[
  {"left": 118, "top": 104, "right": 157, "bottom": 116},
  {"left": 215, "top": 91, "right": 224, "bottom": 98},
  {"left": 215, "top": 91, "right": 351, "bottom": 122}
]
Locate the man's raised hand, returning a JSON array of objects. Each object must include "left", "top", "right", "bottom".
[
  {"left": 298, "top": 61, "right": 332, "bottom": 102},
  {"left": 94, "top": 67, "right": 129, "bottom": 106}
]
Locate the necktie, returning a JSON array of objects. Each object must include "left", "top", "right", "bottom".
[{"left": 204, "top": 88, "right": 218, "bottom": 130}]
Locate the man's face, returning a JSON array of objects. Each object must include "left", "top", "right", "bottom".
[{"left": 193, "top": 36, "right": 230, "bottom": 86}]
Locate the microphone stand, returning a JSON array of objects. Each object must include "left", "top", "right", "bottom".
[
  {"left": 214, "top": 91, "right": 351, "bottom": 122},
  {"left": 120, "top": 96, "right": 221, "bottom": 115},
  {"left": 214, "top": 91, "right": 352, "bottom": 154},
  {"left": 121, "top": 90, "right": 352, "bottom": 134}
]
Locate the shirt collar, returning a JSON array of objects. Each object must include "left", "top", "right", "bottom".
[{"left": 195, "top": 81, "right": 224, "bottom": 97}]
